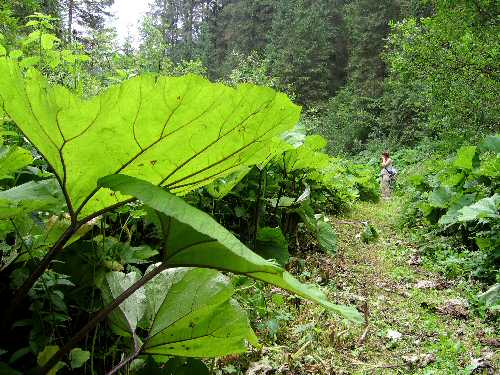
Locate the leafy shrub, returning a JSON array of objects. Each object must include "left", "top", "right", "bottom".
[{"left": 402, "top": 135, "right": 499, "bottom": 284}]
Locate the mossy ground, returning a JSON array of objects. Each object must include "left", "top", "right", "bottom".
[{"left": 216, "top": 198, "right": 499, "bottom": 374}]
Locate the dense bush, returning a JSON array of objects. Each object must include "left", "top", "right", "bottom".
[{"left": 400, "top": 135, "right": 499, "bottom": 285}]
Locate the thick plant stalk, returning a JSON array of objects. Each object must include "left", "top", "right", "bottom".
[
  {"left": 37, "top": 262, "right": 170, "bottom": 375},
  {"left": 2, "top": 225, "right": 79, "bottom": 331}
]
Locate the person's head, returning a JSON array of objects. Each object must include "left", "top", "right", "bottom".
[{"left": 382, "top": 151, "right": 390, "bottom": 159}]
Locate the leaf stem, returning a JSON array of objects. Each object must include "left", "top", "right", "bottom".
[
  {"left": 106, "top": 346, "right": 142, "bottom": 375},
  {"left": 37, "top": 262, "right": 169, "bottom": 375}
]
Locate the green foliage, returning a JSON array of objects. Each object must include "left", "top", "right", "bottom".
[
  {"left": 102, "top": 267, "right": 258, "bottom": 358},
  {"left": 402, "top": 135, "right": 500, "bottom": 284},
  {"left": 68, "top": 348, "right": 90, "bottom": 370},
  {"left": 361, "top": 223, "right": 378, "bottom": 244},
  {"left": 0, "top": 49, "right": 366, "bottom": 373},
  {"left": 384, "top": 0, "right": 499, "bottom": 140},
  {"left": 0, "top": 143, "right": 32, "bottom": 180},
  {"left": 0, "top": 57, "right": 300, "bottom": 220},
  {"left": 100, "top": 174, "right": 362, "bottom": 323},
  {"left": 266, "top": 0, "right": 338, "bottom": 103},
  {"left": 255, "top": 227, "right": 289, "bottom": 266}
]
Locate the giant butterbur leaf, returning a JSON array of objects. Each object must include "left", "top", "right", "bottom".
[
  {"left": 255, "top": 227, "right": 289, "bottom": 266},
  {"left": 101, "top": 267, "right": 258, "bottom": 358},
  {"left": 428, "top": 186, "right": 454, "bottom": 208},
  {"left": 0, "top": 144, "right": 32, "bottom": 179},
  {"left": 142, "top": 267, "right": 258, "bottom": 357},
  {"left": 99, "top": 174, "right": 363, "bottom": 323},
  {"left": 0, "top": 57, "right": 300, "bottom": 221},
  {"left": 456, "top": 194, "right": 499, "bottom": 223}
]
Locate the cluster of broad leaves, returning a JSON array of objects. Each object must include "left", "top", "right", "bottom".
[
  {"left": 195, "top": 123, "right": 379, "bottom": 268},
  {"left": 404, "top": 135, "right": 499, "bottom": 300},
  {"left": 0, "top": 55, "right": 363, "bottom": 374}
]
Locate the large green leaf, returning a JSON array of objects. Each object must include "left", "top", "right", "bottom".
[
  {"left": 428, "top": 186, "right": 454, "bottom": 208},
  {"left": 0, "top": 57, "right": 300, "bottom": 221},
  {"left": 456, "top": 194, "right": 499, "bottom": 223},
  {"left": 101, "top": 267, "right": 257, "bottom": 358},
  {"left": 453, "top": 146, "right": 478, "bottom": 170},
  {"left": 142, "top": 267, "right": 257, "bottom": 357},
  {"left": 101, "top": 271, "right": 146, "bottom": 337},
  {"left": 255, "top": 227, "right": 289, "bottom": 266},
  {"left": 438, "top": 194, "right": 477, "bottom": 225},
  {"left": 0, "top": 179, "right": 64, "bottom": 219},
  {"left": 0, "top": 145, "right": 32, "bottom": 179},
  {"left": 100, "top": 174, "right": 363, "bottom": 323}
]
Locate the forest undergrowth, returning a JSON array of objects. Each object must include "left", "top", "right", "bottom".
[{"left": 218, "top": 199, "right": 499, "bottom": 374}]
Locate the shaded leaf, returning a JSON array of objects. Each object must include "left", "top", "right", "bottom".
[
  {"left": 135, "top": 356, "right": 209, "bottom": 375},
  {"left": 296, "top": 204, "right": 337, "bottom": 254},
  {"left": 101, "top": 271, "right": 146, "bottom": 337},
  {"left": 37, "top": 346, "right": 65, "bottom": 375},
  {"left": 0, "top": 179, "right": 64, "bottom": 219},
  {"left": 456, "top": 194, "right": 499, "bottom": 223},
  {"left": 0, "top": 145, "right": 32, "bottom": 179},
  {"left": 438, "top": 194, "right": 477, "bottom": 225},
  {"left": 69, "top": 348, "right": 90, "bottom": 369},
  {"left": 142, "top": 267, "right": 257, "bottom": 357},
  {"left": 206, "top": 167, "right": 250, "bottom": 199},
  {"left": 0, "top": 362, "right": 21, "bottom": 375},
  {"left": 255, "top": 227, "right": 289, "bottom": 266},
  {"left": 316, "top": 221, "right": 337, "bottom": 254}
]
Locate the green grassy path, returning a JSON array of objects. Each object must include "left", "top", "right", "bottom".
[
  {"left": 218, "top": 199, "right": 498, "bottom": 374},
  {"left": 326, "top": 199, "right": 498, "bottom": 374}
]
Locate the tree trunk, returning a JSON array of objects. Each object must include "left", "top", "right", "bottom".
[{"left": 67, "top": 0, "right": 74, "bottom": 42}]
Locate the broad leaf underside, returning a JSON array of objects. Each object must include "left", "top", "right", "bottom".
[
  {"left": 102, "top": 267, "right": 258, "bottom": 358},
  {"left": 0, "top": 57, "right": 300, "bottom": 221}
]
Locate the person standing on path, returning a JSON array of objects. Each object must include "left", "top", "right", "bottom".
[{"left": 380, "top": 151, "right": 394, "bottom": 199}]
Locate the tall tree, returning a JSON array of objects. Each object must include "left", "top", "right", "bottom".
[
  {"left": 266, "top": 0, "right": 339, "bottom": 103},
  {"left": 62, "top": 0, "right": 115, "bottom": 42},
  {"left": 342, "top": 0, "right": 401, "bottom": 97}
]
